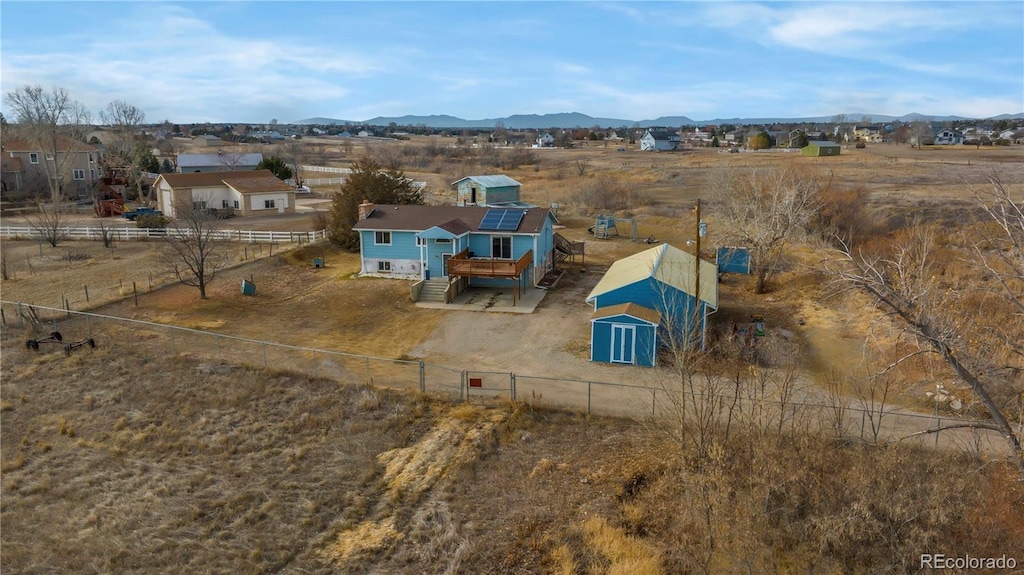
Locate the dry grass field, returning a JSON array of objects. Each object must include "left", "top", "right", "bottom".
[
  {"left": 3, "top": 139, "right": 1023, "bottom": 571},
  {"left": 3, "top": 341, "right": 1022, "bottom": 574}
]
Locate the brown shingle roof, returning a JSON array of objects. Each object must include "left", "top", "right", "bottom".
[
  {"left": 2, "top": 137, "right": 98, "bottom": 153},
  {"left": 591, "top": 302, "right": 662, "bottom": 325},
  {"left": 437, "top": 218, "right": 472, "bottom": 235},
  {"left": 352, "top": 204, "right": 551, "bottom": 234},
  {"left": 157, "top": 170, "right": 292, "bottom": 194}
]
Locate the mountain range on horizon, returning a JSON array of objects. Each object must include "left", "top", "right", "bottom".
[{"left": 294, "top": 111, "right": 1024, "bottom": 130}]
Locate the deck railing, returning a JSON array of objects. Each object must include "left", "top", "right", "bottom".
[{"left": 447, "top": 248, "right": 532, "bottom": 278}]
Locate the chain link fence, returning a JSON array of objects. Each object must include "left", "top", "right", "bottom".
[{"left": 1, "top": 301, "right": 1011, "bottom": 457}]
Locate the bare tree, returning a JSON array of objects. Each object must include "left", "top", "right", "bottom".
[
  {"left": 5, "top": 85, "right": 93, "bottom": 204},
  {"left": 100, "top": 99, "right": 146, "bottom": 157},
  {"left": 825, "top": 178, "right": 1024, "bottom": 476},
  {"left": 0, "top": 242, "right": 10, "bottom": 280},
  {"left": 714, "top": 164, "right": 823, "bottom": 293},
  {"left": 284, "top": 141, "right": 306, "bottom": 186},
  {"left": 96, "top": 219, "right": 116, "bottom": 249},
  {"left": 161, "top": 202, "right": 227, "bottom": 299},
  {"left": 217, "top": 150, "right": 244, "bottom": 170},
  {"left": 574, "top": 158, "right": 590, "bottom": 176},
  {"left": 909, "top": 121, "right": 933, "bottom": 147},
  {"left": 24, "top": 202, "right": 68, "bottom": 247}
]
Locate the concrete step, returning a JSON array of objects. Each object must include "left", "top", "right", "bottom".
[{"left": 417, "top": 280, "right": 450, "bottom": 302}]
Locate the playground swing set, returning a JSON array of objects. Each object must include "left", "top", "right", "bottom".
[{"left": 588, "top": 215, "right": 644, "bottom": 242}]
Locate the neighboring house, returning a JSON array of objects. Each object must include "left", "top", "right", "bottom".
[
  {"left": 934, "top": 129, "right": 964, "bottom": 145},
  {"left": 351, "top": 202, "right": 556, "bottom": 300},
  {"left": 639, "top": 130, "right": 680, "bottom": 151},
  {"left": 1, "top": 138, "right": 101, "bottom": 200},
  {"left": 357, "top": 130, "right": 372, "bottom": 137},
  {"left": 848, "top": 126, "right": 882, "bottom": 143},
  {"left": 451, "top": 175, "right": 523, "bottom": 206},
  {"left": 337, "top": 131, "right": 353, "bottom": 138},
  {"left": 250, "top": 130, "right": 285, "bottom": 141},
  {"left": 177, "top": 151, "right": 264, "bottom": 173},
  {"left": 998, "top": 128, "right": 1019, "bottom": 140},
  {"left": 536, "top": 133, "right": 555, "bottom": 147},
  {"left": 191, "top": 134, "right": 225, "bottom": 147},
  {"left": 153, "top": 169, "right": 295, "bottom": 218},
  {"left": 585, "top": 243, "right": 719, "bottom": 365},
  {"left": 723, "top": 130, "right": 744, "bottom": 143},
  {"left": 801, "top": 141, "right": 841, "bottom": 157}
]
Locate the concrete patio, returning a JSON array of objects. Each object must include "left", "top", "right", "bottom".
[{"left": 414, "top": 285, "right": 547, "bottom": 314}]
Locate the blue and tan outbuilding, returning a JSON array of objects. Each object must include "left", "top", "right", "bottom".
[{"left": 586, "top": 243, "right": 718, "bottom": 366}]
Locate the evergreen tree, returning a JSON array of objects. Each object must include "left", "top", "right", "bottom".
[
  {"left": 329, "top": 156, "right": 422, "bottom": 250},
  {"left": 256, "top": 155, "right": 294, "bottom": 180}
]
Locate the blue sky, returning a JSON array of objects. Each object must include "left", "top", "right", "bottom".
[{"left": 2, "top": 1, "right": 1022, "bottom": 124}]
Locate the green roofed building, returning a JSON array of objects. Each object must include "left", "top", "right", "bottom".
[{"left": 801, "top": 141, "right": 841, "bottom": 157}]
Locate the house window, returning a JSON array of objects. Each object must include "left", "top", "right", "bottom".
[
  {"left": 435, "top": 238, "right": 451, "bottom": 244},
  {"left": 90, "top": 169, "right": 96, "bottom": 180},
  {"left": 88, "top": 153, "right": 94, "bottom": 163},
  {"left": 193, "top": 200, "right": 207, "bottom": 210},
  {"left": 72, "top": 169, "right": 85, "bottom": 180},
  {"left": 264, "top": 199, "right": 276, "bottom": 209},
  {"left": 233, "top": 200, "right": 240, "bottom": 209},
  {"left": 222, "top": 200, "right": 230, "bottom": 209},
  {"left": 491, "top": 236, "right": 512, "bottom": 259},
  {"left": 29, "top": 153, "right": 39, "bottom": 164},
  {"left": 377, "top": 261, "right": 392, "bottom": 273},
  {"left": 374, "top": 231, "right": 391, "bottom": 245},
  {"left": 45, "top": 154, "right": 54, "bottom": 161},
  {"left": 416, "top": 237, "right": 426, "bottom": 246}
]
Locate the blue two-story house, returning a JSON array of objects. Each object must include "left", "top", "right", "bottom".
[{"left": 352, "top": 202, "right": 557, "bottom": 304}]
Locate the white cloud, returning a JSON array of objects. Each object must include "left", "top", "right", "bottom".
[
  {"left": 554, "top": 62, "right": 590, "bottom": 75},
  {"left": 701, "top": 2, "right": 1021, "bottom": 77},
  {"left": 2, "top": 4, "right": 384, "bottom": 122}
]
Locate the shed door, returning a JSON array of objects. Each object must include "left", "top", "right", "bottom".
[{"left": 611, "top": 324, "right": 636, "bottom": 364}]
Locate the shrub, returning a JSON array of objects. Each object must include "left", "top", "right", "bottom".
[{"left": 136, "top": 214, "right": 168, "bottom": 229}]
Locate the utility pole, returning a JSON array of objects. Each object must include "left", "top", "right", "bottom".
[{"left": 693, "top": 198, "right": 703, "bottom": 350}]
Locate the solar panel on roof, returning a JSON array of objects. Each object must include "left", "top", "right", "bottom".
[
  {"left": 480, "top": 208, "right": 527, "bottom": 231},
  {"left": 479, "top": 209, "right": 505, "bottom": 230},
  {"left": 497, "top": 209, "right": 525, "bottom": 230}
]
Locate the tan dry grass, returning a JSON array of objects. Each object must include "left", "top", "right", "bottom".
[
  {"left": 320, "top": 403, "right": 506, "bottom": 568},
  {"left": 582, "top": 516, "right": 663, "bottom": 575},
  {"left": 321, "top": 517, "right": 402, "bottom": 564}
]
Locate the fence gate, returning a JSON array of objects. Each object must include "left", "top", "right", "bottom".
[{"left": 464, "top": 370, "right": 513, "bottom": 401}]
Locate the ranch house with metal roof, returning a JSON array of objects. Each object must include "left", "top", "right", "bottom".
[
  {"left": 351, "top": 202, "right": 556, "bottom": 305},
  {"left": 586, "top": 243, "right": 718, "bottom": 365}
]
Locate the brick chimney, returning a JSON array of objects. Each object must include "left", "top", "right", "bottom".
[{"left": 358, "top": 200, "right": 374, "bottom": 220}]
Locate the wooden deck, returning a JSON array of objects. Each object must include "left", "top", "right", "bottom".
[
  {"left": 446, "top": 248, "right": 534, "bottom": 306},
  {"left": 447, "top": 248, "right": 532, "bottom": 279}
]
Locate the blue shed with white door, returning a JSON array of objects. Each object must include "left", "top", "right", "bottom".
[
  {"left": 590, "top": 303, "right": 661, "bottom": 366},
  {"left": 586, "top": 243, "right": 719, "bottom": 365}
]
